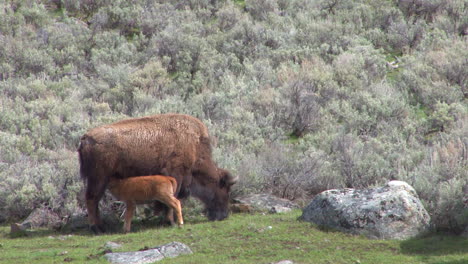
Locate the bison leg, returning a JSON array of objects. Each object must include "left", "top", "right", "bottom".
[
  {"left": 152, "top": 202, "right": 171, "bottom": 225},
  {"left": 123, "top": 201, "right": 136, "bottom": 233},
  {"left": 167, "top": 207, "right": 175, "bottom": 226},
  {"left": 85, "top": 173, "right": 109, "bottom": 234}
]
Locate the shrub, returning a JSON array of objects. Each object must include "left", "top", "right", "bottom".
[
  {"left": 274, "top": 58, "right": 333, "bottom": 137},
  {"left": 246, "top": 0, "right": 279, "bottom": 21},
  {"left": 233, "top": 143, "right": 330, "bottom": 201},
  {"left": 397, "top": 38, "right": 466, "bottom": 107},
  {"left": 0, "top": 147, "right": 81, "bottom": 221},
  {"left": 406, "top": 136, "right": 468, "bottom": 233}
]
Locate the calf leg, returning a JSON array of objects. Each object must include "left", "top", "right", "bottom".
[
  {"left": 159, "top": 196, "right": 184, "bottom": 227},
  {"left": 160, "top": 168, "right": 190, "bottom": 225},
  {"left": 123, "top": 201, "right": 136, "bottom": 233},
  {"left": 173, "top": 198, "right": 184, "bottom": 226}
]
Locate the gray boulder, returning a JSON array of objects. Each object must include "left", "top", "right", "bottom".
[
  {"left": 104, "top": 242, "right": 192, "bottom": 264},
  {"left": 233, "top": 193, "right": 299, "bottom": 213},
  {"left": 62, "top": 212, "right": 88, "bottom": 231},
  {"left": 11, "top": 207, "right": 62, "bottom": 234},
  {"left": 62, "top": 211, "right": 121, "bottom": 232},
  {"left": 301, "top": 181, "right": 431, "bottom": 240}
]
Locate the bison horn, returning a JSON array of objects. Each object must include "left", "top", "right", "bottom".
[{"left": 227, "top": 174, "right": 238, "bottom": 185}]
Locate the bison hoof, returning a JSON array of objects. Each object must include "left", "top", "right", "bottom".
[{"left": 90, "top": 224, "right": 106, "bottom": 234}]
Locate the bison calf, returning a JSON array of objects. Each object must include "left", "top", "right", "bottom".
[{"left": 108, "top": 175, "right": 184, "bottom": 233}]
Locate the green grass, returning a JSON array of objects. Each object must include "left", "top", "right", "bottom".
[{"left": 0, "top": 211, "right": 467, "bottom": 264}]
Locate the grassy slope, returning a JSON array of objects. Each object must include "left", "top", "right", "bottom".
[{"left": 0, "top": 211, "right": 467, "bottom": 264}]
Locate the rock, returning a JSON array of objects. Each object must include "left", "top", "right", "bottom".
[
  {"left": 104, "top": 242, "right": 123, "bottom": 250},
  {"left": 48, "top": 235, "right": 73, "bottom": 240},
  {"left": 230, "top": 203, "right": 253, "bottom": 213},
  {"left": 157, "top": 241, "right": 193, "bottom": 258},
  {"left": 301, "top": 181, "right": 431, "bottom": 240},
  {"left": 233, "top": 193, "right": 299, "bottom": 213},
  {"left": 104, "top": 242, "right": 192, "bottom": 264},
  {"left": 15, "top": 207, "right": 62, "bottom": 231},
  {"left": 62, "top": 211, "right": 121, "bottom": 232},
  {"left": 272, "top": 261, "right": 294, "bottom": 264},
  {"left": 63, "top": 212, "right": 88, "bottom": 231},
  {"left": 10, "top": 223, "right": 27, "bottom": 236},
  {"left": 10, "top": 223, "right": 25, "bottom": 233},
  {"left": 269, "top": 206, "right": 292, "bottom": 214},
  {"left": 105, "top": 248, "right": 164, "bottom": 264}
]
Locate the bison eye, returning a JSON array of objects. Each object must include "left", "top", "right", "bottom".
[{"left": 219, "top": 178, "right": 227, "bottom": 189}]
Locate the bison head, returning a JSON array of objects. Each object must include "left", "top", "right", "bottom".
[{"left": 194, "top": 168, "right": 237, "bottom": 221}]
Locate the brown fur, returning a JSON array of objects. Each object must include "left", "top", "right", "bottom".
[
  {"left": 78, "top": 114, "right": 237, "bottom": 233},
  {"left": 108, "top": 175, "right": 183, "bottom": 233}
]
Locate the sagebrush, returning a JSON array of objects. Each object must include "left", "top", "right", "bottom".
[{"left": 0, "top": 0, "right": 466, "bottom": 232}]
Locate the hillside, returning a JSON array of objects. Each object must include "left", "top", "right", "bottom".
[{"left": 0, "top": 0, "right": 467, "bottom": 233}]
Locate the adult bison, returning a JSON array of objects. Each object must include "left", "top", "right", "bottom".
[{"left": 78, "top": 113, "right": 237, "bottom": 233}]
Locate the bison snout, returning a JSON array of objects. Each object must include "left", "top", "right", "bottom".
[{"left": 207, "top": 209, "right": 229, "bottom": 221}]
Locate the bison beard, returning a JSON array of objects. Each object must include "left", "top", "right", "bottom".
[{"left": 78, "top": 114, "right": 237, "bottom": 233}]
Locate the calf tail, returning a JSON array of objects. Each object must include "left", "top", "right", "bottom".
[{"left": 170, "top": 178, "right": 178, "bottom": 196}]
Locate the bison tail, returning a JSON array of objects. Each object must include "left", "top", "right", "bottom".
[{"left": 77, "top": 136, "right": 95, "bottom": 181}]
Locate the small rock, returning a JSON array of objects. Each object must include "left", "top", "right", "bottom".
[
  {"left": 270, "top": 260, "right": 294, "bottom": 264},
  {"left": 104, "top": 242, "right": 123, "bottom": 250},
  {"left": 9, "top": 224, "right": 27, "bottom": 237},
  {"left": 270, "top": 206, "right": 292, "bottom": 214},
  {"left": 230, "top": 203, "right": 253, "bottom": 213},
  {"left": 233, "top": 193, "right": 299, "bottom": 213},
  {"left": 10, "top": 223, "right": 26, "bottom": 234},
  {"left": 105, "top": 248, "right": 164, "bottom": 264},
  {"left": 58, "top": 235, "right": 73, "bottom": 240},
  {"left": 105, "top": 242, "right": 192, "bottom": 264},
  {"left": 47, "top": 235, "right": 73, "bottom": 240},
  {"left": 157, "top": 242, "right": 193, "bottom": 258},
  {"left": 63, "top": 212, "right": 88, "bottom": 231}
]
